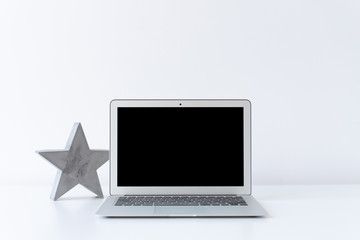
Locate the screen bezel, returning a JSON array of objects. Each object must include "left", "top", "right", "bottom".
[{"left": 110, "top": 99, "right": 251, "bottom": 195}]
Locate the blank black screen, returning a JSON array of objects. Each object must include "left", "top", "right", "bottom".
[{"left": 117, "top": 107, "right": 244, "bottom": 186}]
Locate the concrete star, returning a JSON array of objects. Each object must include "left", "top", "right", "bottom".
[{"left": 37, "top": 123, "right": 109, "bottom": 200}]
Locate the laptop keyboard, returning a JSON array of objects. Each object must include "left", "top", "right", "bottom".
[{"left": 115, "top": 195, "right": 247, "bottom": 206}]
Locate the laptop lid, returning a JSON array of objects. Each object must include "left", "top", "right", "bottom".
[{"left": 110, "top": 99, "right": 251, "bottom": 196}]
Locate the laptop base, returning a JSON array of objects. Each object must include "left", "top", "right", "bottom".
[{"left": 96, "top": 195, "right": 266, "bottom": 217}]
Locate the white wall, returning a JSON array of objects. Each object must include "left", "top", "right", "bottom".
[{"left": 1, "top": 0, "right": 359, "bottom": 186}]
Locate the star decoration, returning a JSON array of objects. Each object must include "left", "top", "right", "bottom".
[{"left": 37, "top": 123, "right": 109, "bottom": 200}]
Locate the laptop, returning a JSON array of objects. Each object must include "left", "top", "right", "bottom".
[{"left": 96, "top": 99, "right": 266, "bottom": 217}]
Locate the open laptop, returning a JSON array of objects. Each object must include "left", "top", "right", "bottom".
[{"left": 96, "top": 99, "right": 266, "bottom": 217}]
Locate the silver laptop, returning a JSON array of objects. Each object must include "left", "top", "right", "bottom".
[{"left": 96, "top": 99, "right": 266, "bottom": 217}]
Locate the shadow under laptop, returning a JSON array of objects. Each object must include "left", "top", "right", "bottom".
[{"left": 95, "top": 216, "right": 267, "bottom": 240}]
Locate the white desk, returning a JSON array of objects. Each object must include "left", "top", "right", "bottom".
[{"left": 1, "top": 185, "right": 360, "bottom": 240}]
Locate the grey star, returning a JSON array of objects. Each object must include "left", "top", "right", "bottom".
[{"left": 37, "top": 123, "right": 109, "bottom": 200}]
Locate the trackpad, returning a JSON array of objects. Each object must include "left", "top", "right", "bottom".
[{"left": 154, "top": 207, "right": 208, "bottom": 216}]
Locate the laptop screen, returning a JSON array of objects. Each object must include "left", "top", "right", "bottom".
[{"left": 117, "top": 107, "right": 244, "bottom": 187}]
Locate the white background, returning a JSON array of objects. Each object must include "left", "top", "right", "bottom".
[{"left": 1, "top": 0, "right": 359, "bottom": 186}]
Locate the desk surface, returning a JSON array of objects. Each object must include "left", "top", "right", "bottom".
[{"left": 1, "top": 185, "right": 360, "bottom": 240}]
